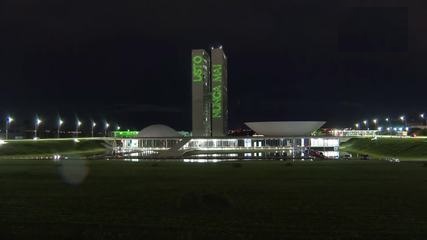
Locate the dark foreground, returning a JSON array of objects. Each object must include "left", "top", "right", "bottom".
[{"left": 1, "top": 160, "right": 427, "bottom": 239}]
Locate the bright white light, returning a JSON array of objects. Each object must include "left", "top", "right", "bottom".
[
  {"left": 393, "top": 128, "right": 397, "bottom": 131},
  {"left": 117, "top": 126, "right": 120, "bottom": 130},
  {"left": 387, "top": 127, "right": 391, "bottom": 131},
  {"left": 400, "top": 116, "right": 405, "bottom": 121},
  {"left": 355, "top": 123, "right": 359, "bottom": 128},
  {"left": 363, "top": 120, "right": 367, "bottom": 125},
  {"left": 33, "top": 137, "right": 39, "bottom": 140},
  {"left": 398, "top": 127, "right": 403, "bottom": 131},
  {"left": 59, "top": 119, "right": 64, "bottom": 126},
  {"left": 36, "top": 118, "right": 42, "bottom": 125},
  {"left": 373, "top": 119, "right": 377, "bottom": 124},
  {"left": 7, "top": 116, "right": 14, "bottom": 123},
  {"left": 421, "top": 113, "right": 425, "bottom": 119},
  {"left": 105, "top": 123, "right": 110, "bottom": 128},
  {"left": 385, "top": 118, "right": 389, "bottom": 122},
  {"left": 77, "top": 121, "right": 82, "bottom": 127},
  {"left": 0, "top": 140, "right": 7, "bottom": 145},
  {"left": 74, "top": 138, "right": 80, "bottom": 143},
  {"left": 405, "top": 127, "right": 409, "bottom": 131},
  {"left": 92, "top": 122, "right": 96, "bottom": 127},
  {"left": 377, "top": 127, "right": 383, "bottom": 131}
]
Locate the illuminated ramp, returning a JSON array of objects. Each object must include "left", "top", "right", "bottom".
[{"left": 156, "top": 138, "right": 191, "bottom": 158}]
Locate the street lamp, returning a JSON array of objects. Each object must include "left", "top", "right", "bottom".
[
  {"left": 355, "top": 123, "right": 359, "bottom": 129},
  {"left": 383, "top": 118, "right": 391, "bottom": 135},
  {"left": 400, "top": 115, "right": 406, "bottom": 128},
  {"left": 117, "top": 125, "right": 120, "bottom": 131},
  {"left": 57, "top": 118, "right": 64, "bottom": 138},
  {"left": 5, "top": 116, "right": 14, "bottom": 140},
  {"left": 105, "top": 122, "right": 110, "bottom": 137},
  {"left": 372, "top": 119, "right": 378, "bottom": 129},
  {"left": 421, "top": 113, "right": 425, "bottom": 126},
  {"left": 76, "top": 120, "right": 82, "bottom": 138},
  {"left": 363, "top": 120, "right": 368, "bottom": 130},
  {"left": 91, "top": 121, "right": 96, "bottom": 137},
  {"left": 34, "top": 118, "right": 42, "bottom": 139}
]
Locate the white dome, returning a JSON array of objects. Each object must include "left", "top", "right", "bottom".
[{"left": 138, "top": 124, "right": 180, "bottom": 138}]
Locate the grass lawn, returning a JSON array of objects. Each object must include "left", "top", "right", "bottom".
[
  {"left": 1, "top": 159, "right": 427, "bottom": 239},
  {"left": 341, "top": 138, "right": 427, "bottom": 160},
  {"left": 0, "top": 139, "right": 110, "bottom": 158}
]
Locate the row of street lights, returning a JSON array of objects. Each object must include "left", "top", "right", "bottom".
[
  {"left": 354, "top": 113, "right": 425, "bottom": 130},
  {"left": 4, "top": 116, "right": 120, "bottom": 139}
]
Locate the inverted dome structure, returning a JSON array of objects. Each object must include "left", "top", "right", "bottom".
[
  {"left": 138, "top": 124, "right": 180, "bottom": 138},
  {"left": 245, "top": 121, "right": 326, "bottom": 137}
]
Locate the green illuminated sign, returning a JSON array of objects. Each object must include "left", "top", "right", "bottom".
[
  {"left": 113, "top": 131, "right": 139, "bottom": 138},
  {"left": 212, "top": 64, "right": 223, "bottom": 119},
  {"left": 192, "top": 55, "right": 203, "bottom": 82},
  {"left": 212, "top": 85, "right": 222, "bottom": 118}
]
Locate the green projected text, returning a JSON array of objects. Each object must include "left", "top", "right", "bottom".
[
  {"left": 192, "top": 55, "right": 203, "bottom": 82},
  {"left": 212, "top": 64, "right": 223, "bottom": 119},
  {"left": 212, "top": 64, "right": 222, "bottom": 82}
]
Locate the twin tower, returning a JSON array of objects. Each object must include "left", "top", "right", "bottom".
[{"left": 192, "top": 46, "right": 228, "bottom": 137}]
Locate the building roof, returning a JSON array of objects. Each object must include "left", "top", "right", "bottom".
[{"left": 245, "top": 121, "right": 326, "bottom": 137}]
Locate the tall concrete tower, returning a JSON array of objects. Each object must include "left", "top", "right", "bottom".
[
  {"left": 191, "top": 49, "right": 212, "bottom": 137},
  {"left": 210, "top": 46, "right": 228, "bottom": 137}
]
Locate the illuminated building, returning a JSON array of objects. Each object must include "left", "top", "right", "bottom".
[
  {"left": 211, "top": 47, "right": 228, "bottom": 136},
  {"left": 192, "top": 49, "right": 212, "bottom": 137},
  {"left": 118, "top": 122, "right": 340, "bottom": 159},
  {"left": 192, "top": 46, "right": 228, "bottom": 137},
  {"left": 115, "top": 47, "right": 340, "bottom": 159}
]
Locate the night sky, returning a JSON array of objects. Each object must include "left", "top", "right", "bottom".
[{"left": 1, "top": 0, "right": 426, "bottom": 131}]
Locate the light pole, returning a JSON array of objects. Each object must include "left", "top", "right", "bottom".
[
  {"left": 400, "top": 115, "right": 406, "bottom": 128},
  {"left": 76, "top": 120, "right": 82, "bottom": 138},
  {"left": 355, "top": 123, "right": 359, "bottom": 130},
  {"left": 91, "top": 122, "right": 96, "bottom": 138},
  {"left": 5, "top": 116, "right": 14, "bottom": 140},
  {"left": 57, "top": 119, "right": 64, "bottom": 138},
  {"left": 373, "top": 119, "right": 378, "bottom": 129},
  {"left": 105, "top": 122, "right": 110, "bottom": 137},
  {"left": 421, "top": 113, "right": 425, "bottom": 126},
  {"left": 113, "top": 125, "right": 120, "bottom": 139},
  {"left": 363, "top": 120, "right": 368, "bottom": 130},
  {"left": 34, "top": 118, "right": 42, "bottom": 139},
  {"left": 385, "top": 118, "right": 390, "bottom": 135}
]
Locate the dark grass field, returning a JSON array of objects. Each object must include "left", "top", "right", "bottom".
[
  {"left": 1, "top": 159, "right": 427, "bottom": 239},
  {"left": 0, "top": 140, "right": 109, "bottom": 158},
  {"left": 341, "top": 138, "right": 427, "bottom": 160}
]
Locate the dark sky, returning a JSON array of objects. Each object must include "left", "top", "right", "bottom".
[{"left": 1, "top": 0, "right": 426, "bottom": 131}]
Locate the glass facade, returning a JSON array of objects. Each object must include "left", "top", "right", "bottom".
[{"left": 119, "top": 137, "right": 340, "bottom": 159}]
